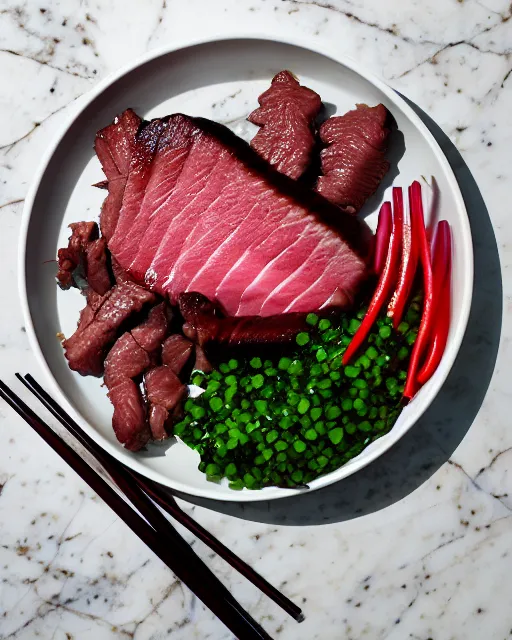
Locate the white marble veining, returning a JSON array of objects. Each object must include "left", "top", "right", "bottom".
[{"left": 0, "top": 0, "right": 511, "bottom": 638}]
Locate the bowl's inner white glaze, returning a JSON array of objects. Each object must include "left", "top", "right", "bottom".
[{"left": 23, "top": 38, "right": 472, "bottom": 501}]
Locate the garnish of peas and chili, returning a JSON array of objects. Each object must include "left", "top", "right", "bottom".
[{"left": 174, "top": 181, "right": 453, "bottom": 490}]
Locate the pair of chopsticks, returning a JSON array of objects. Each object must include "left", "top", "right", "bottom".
[{"left": 0, "top": 374, "right": 304, "bottom": 639}]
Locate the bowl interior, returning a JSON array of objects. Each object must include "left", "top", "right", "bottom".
[{"left": 22, "top": 38, "right": 472, "bottom": 501}]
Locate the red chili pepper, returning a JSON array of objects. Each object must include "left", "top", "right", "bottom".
[
  {"left": 403, "top": 181, "right": 434, "bottom": 400},
  {"left": 374, "top": 201, "right": 392, "bottom": 275},
  {"left": 417, "top": 221, "right": 452, "bottom": 385},
  {"left": 343, "top": 199, "right": 403, "bottom": 365},
  {"left": 387, "top": 187, "right": 418, "bottom": 329}
]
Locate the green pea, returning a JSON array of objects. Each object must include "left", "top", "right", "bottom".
[
  {"left": 306, "top": 313, "right": 319, "bottom": 326},
  {"left": 296, "top": 332, "right": 310, "bottom": 346},
  {"left": 293, "top": 440, "right": 307, "bottom": 453},
  {"left": 266, "top": 430, "right": 278, "bottom": 444},
  {"left": 328, "top": 427, "right": 344, "bottom": 445},
  {"left": 316, "top": 348, "right": 328, "bottom": 362},
  {"left": 326, "top": 406, "right": 342, "bottom": 420},
  {"left": 310, "top": 407, "right": 323, "bottom": 421},
  {"left": 297, "top": 398, "right": 311, "bottom": 414},
  {"left": 379, "top": 325, "right": 392, "bottom": 339}
]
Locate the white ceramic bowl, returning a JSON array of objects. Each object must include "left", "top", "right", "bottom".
[{"left": 20, "top": 35, "right": 473, "bottom": 501}]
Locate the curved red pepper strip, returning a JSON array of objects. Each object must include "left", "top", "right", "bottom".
[
  {"left": 374, "top": 201, "right": 392, "bottom": 275},
  {"left": 343, "top": 199, "right": 402, "bottom": 365},
  {"left": 417, "top": 221, "right": 451, "bottom": 385},
  {"left": 387, "top": 187, "right": 418, "bottom": 329},
  {"left": 403, "top": 181, "right": 434, "bottom": 400},
  {"left": 426, "top": 220, "right": 450, "bottom": 335}
]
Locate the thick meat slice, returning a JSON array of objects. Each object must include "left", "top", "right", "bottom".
[
  {"left": 128, "top": 120, "right": 232, "bottom": 285},
  {"left": 110, "top": 118, "right": 192, "bottom": 271},
  {"left": 95, "top": 109, "right": 142, "bottom": 240},
  {"left": 161, "top": 334, "right": 194, "bottom": 376},
  {"left": 108, "top": 114, "right": 368, "bottom": 317},
  {"left": 107, "top": 379, "right": 150, "bottom": 451},
  {"left": 63, "top": 281, "right": 156, "bottom": 376},
  {"left": 258, "top": 234, "right": 366, "bottom": 315},
  {"left": 95, "top": 109, "right": 141, "bottom": 179},
  {"left": 144, "top": 366, "right": 187, "bottom": 440},
  {"left": 316, "top": 104, "right": 390, "bottom": 212},
  {"left": 109, "top": 118, "right": 169, "bottom": 261},
  {"left": 248, "top": 71, "right": 321, "bottom": 179},
  {"left": 179, "top": 292, "right": 308, "bottom": 348},
  {"left": 236, "top": 226, "right": 329, "bottom": 315}
]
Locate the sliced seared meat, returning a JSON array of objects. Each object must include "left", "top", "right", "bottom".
[
  {"left": 316, "top": 104, "right": 390, "bottom": 212},
  {"left": 108, "top": 114, "right": 368, "bottom": 317},
  {"left": 108, "top": 378, "right": 151, "bottom": 451},
  {"left": 84, "top": 237, "right": 112, "bottom": 295},
  {"left": 145, "top": 366, "right": 187, "bottom": 408},
  {"left": 147, "top": 404, "right": 169, "bottom": 441},
  {"left": 103, "top": 304, "right": 171, "bottom": 449},
  {"left": 144, "top": 366, "right": 187, "bottom": 441},
  {"left": 248, "top": 71, "right": 322, "bottom": 180},
  {"left": 94, "top": 108, "right": 142, "bottom": 240},
  {"left": 63, "top": 281, "right": 156, "bottom": 376},
  {"left": 221, "top": 314, "right": 310, "bottom": 348},
  {"left": 104, "top": 332, "right": 150, "bottom": 388},
  {"left": 105, "top": 302, "right": 170, "bottom": 450},
  {"left": 193, "top": 345, "right": 213, "bottom": 374},
  {"left": 179, "top": 292, "right": 308, "bottom": 348},
  {"left": 108, "top": 117, "right": 171, "bottom": 264},
  {"left": 104, "top": 303, "right": 169, "bottom": 387},
  {"left": 100, "top": 300, "right": 181, "bottom": 446},
  {"left": 86, "top": 286, "right": 107, "bottom": 310},
  {"left": 56, "top": 221, "right": 98, "bottom": 289},
  {"left": 95, "top": 109, "right": 141, "bottom": 179},
  {"left": 131, "top": 302, "right": 170, "bottom": 354},
  {"left": 103, "top": 331, "right": 151, "bottom": 451},
  {"left": 161, "top": 334, "right": 194, "bottom": 376},
  {"left": 57, "top": 222, "right": 112, "bottom": 295},
  {"left": 75, "top": 287, "right": 110, "bottom": 336},
  {"left": 111, "top": 257, "right": 133, "bottom": 284},
  {"left": 179, "top": 292, "right": 221, "bottom": 344}
]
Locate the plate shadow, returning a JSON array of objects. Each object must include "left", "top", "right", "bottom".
[{"left": 163, "top": 96, "right": 502, "bottom": 526}]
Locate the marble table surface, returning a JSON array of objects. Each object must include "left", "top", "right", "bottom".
[{"left": 0, "top": 0, "right": 510, "bottom": 638}]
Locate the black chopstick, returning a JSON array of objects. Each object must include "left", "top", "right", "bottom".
[
  {"left": 136, "top": 476, "right": 304, "bottom": 622},
  {"left": 0, "top": 379, "right": 274, "bottom": 640},
  {"left": 19, "top": 373, "right": 303, "bottom": 623}
]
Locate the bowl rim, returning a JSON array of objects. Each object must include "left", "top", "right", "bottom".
[{"left": 18, "top": 33, "right": 474, "bottom": 502}]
